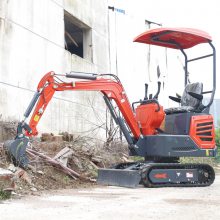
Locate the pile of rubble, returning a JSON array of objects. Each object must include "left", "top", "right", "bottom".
[{"left": 0, "top": 133, "right": 129, "bottom": 197}]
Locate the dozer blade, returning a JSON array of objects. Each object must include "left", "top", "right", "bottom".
[{"left": 97, "top": 168, "right": 141, "bottom": 188}]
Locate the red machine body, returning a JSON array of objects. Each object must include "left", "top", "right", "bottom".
[
  {"left": 189, "top": 114, "right": 215, "bottom": 150},
  {"left": 135, "top": 103, "right": 165, "bottom": 135}
]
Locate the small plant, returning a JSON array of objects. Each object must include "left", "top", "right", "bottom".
[
  {"left": 130, "top": 156, "right": 144, "bottom": 162},
  {"left": 215, "top": 121, "right": 220, "bottom": 162},
  {"left": 63, "top": 176, "right": 70, "bottom": 184},
  {"left": 0, "top": 189, "right": 11, "bottom": 200},
  {"left": 89, "top": 169, "right": 98, "bottom": 178}
]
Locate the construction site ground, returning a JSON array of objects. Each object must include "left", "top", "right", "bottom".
[
  {"left": 0, "top": 174, "right": 220, "bottom": 220},
  {"left": 1, "top": 122, "right": 220, "bottom": 219}
]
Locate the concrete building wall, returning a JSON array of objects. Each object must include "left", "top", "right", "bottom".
[
  {"left": 1, "top": 0, "right": 218, "bottom": 143},
  {"left": 0, "top": 0, "right": 109, "bottom": 140}
]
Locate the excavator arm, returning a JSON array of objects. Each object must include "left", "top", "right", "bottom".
[
  {"left": 5, "top": 70, "right": 141, "bottom": 168},
  {"left": 22, "top": 71, "right": 141, "bottom": 141}
]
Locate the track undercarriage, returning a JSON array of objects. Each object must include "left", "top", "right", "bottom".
[{"left": 97, "top": 162, "right": 215, "bottom": 188}]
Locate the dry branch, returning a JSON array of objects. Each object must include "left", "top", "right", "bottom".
[{"left": 26, "top": 148, "right": 81, "bottom": 180}]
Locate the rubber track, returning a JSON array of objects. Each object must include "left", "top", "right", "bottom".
[{"left": 141, "top": 163, "right": 215, "bottom": 187}]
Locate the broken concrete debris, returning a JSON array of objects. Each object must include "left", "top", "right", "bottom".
[
  {"left": 53, "top": 146, "right": 74, "bottom": 167},
  {"left": 14, "top": 167, "right": 32, "bottom": 185},
  {"left": 0, "top": 132, "right": 128, "bottom": 195},
  {"left": 41, "top": 132, "right": 74, "bottom": 142},
  {"left": 0, "top": 168, "right": 15, "bottom": 191}
]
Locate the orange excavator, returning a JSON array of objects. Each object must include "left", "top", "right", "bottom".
[{"left": 6, "top": 27, "right": 217, "bottom": 187}]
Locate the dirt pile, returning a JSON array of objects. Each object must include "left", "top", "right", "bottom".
[
  {"left": 0, "top": 121, "right": 17, "bottom": 142},
  {"left": 0, "top": 133, "right": 129, "bottom": 196}
]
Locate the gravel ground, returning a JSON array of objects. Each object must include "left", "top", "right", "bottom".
[{"left": 1, "top": 174, "right": 220, "bottom": 220}]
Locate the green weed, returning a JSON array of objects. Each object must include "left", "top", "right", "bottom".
[{"left": 0, "top": 189, "right": 11, "bottom": 200}]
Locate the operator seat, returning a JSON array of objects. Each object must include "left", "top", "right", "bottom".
[{"left": 164, "top": 82, "right": 203, "bottom": 115}]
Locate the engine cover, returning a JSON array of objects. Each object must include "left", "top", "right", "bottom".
[{"left": 135, "top": 103, "right": 165, "bottom": 135}]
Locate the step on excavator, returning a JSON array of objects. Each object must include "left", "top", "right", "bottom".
[{"left": 5, "top": 27, "right": 217, "bottom": 187}]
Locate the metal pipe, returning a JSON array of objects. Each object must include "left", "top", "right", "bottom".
[
  {"left": 187, "top": 53, "right": 213, "bottom": 62},
  {"left": 202, "top": 90, "right": 213, "bottom": 94},
  {"left": 66, "top": 72, "right": 97, "bottom": 80},
  {"left": 179, "top": 48, "right": 188, "bottom": 86},
  {"left": 205, "top": 42, "right": 216, "bottom": 108}
]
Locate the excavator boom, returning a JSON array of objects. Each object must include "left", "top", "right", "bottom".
[{"left": 24, "top": 71, "right": 141, "bottom": 140}]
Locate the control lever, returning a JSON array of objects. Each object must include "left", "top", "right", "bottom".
[
  {"left": 153, "top": 81, "right": 161, "bottom": 99},
  {"left": 144, "top": 83, "right": 148, "bottom": 100}
]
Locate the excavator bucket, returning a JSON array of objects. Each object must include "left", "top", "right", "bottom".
[
  {"left": 97, "top": 168, "right": 141, "bottom": 188},
  {"left": 4, "top": 137, "right": 29, "bottom": 168}
]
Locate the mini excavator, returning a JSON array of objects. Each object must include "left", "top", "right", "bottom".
[{"left": 6, "top": 27, "right": 217, "bottom": 187}]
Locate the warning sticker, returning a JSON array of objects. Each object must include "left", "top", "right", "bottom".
[
  {"left": 186, "top": 172, "right": 193, "bottom": 178},
  {"left": 34, "top": 115, "right": 40, "bottom": 122}
]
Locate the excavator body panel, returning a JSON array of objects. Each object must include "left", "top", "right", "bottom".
[{"left": 135, "top": 103, "right": 165, "bottom": 135}]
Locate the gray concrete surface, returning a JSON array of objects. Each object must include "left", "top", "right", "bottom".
[
  {"left": 1, "top": 175, "right": 220, "bottom": 220},
  {"left": 0, "top": 0, "right": 109, "bottom": 140}
]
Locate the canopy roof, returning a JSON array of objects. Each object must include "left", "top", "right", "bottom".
[{"left": 134, "top": 28, "right": 212, "bottom": 49}]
